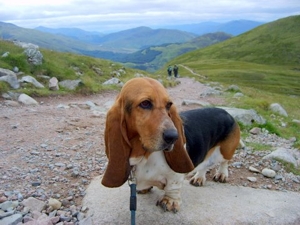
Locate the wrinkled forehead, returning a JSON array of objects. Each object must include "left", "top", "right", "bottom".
[{"left": 121, "top": 78, "right": 170, "bottom": 103}]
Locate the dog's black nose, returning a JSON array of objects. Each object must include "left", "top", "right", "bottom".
[{"left": 163, "top": 129, "right": 178, "bottom": 144}]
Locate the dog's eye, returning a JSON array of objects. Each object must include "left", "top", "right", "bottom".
[
  {"left": 166, "top": 102, "right": 173, "bottom": 110},
  {"left": 139, "top": 100, "right": 152, "bottom": 109}
]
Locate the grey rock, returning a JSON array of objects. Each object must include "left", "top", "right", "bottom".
[
  {"left": 227, "top": 84, "right": 240, "bottom": 92},
  {"left": 182, "top": 99, "right": 211, "bottom": 107},
  {"left": 0, "top": 213, "right": 22, "bottom": 225},
  {"left": 57, "top": 104, "right": 70, "bottom": 109},
  {"left": 262, "top": 168, "right": 276, "bottom": 178},
  {"left": 263, "top": 147, "right": 299, "bottom": 167},
  {"left": 249, "top": 166, "right": 260, "bottom": 173},
  {"left": 1, "top": 52, "right": 9, "bottom": 57},
  {"left": 200, "top": 87, "right": 222, "bottom": 97},
  {"left": 0, "top": 200, "right": 18, "bottom": 211},
  {"left": 85, "top": 101, "right": 96, "bottom": 108},
  {"left": 3, "top": 100, "right": 20, "bottom": 107},
  {"left": 12, "top": 67, "right": 19, "bottom": 73},
  {"left": 18, "top": 93, "right": 39, "bottom": 105},
  {"left": 292, "top": 119, "right": 300, "bottom": 124},
  {"left": 22, "top": 197, "right": 46, "bottom": 212},
  {"left": 0, "top": 68, "right": 20, "bottom": 89},
  {"left": 104, "top": 100, "right": 114, "bottom": 109},
  {"left": 103, "top": 78, "right": 123, "bottom": 86},
  {"left": 269, "top": 103, "right": 288, "bottom": 117},
  {"left": 219, "top": 107, "right": 266, "bottom": 125},
  {"left": 48, "top": 198, "right": 62, "bottom": 210},
  {"left": 24, "top": 47, "right": 43, "bottom": 65},
  {"left": 13, "top": 41, "right": 39, "bottom": 49},
  {"left": 233, "top": 92, "right": 244, "bottom": 98},
  {"left": 0, "top": 210, "right": 15, "bottom": 219},
  {"left": 37, "top": 75, "right": 51, "bottom": 80},
  {"left": 247, "top": 177, "right": 257, "bottom": 182},
  {"left": 232, "top": 162, "right": 243, "bottom": 168},
  {"left": 1, "top": 91, "right": 20, "bottom": 100},
  {"left": 250, "top": 127, "right": 261, "bottom": 135},
  {"left": 31, "top": 181, "right": 42, "bottom": 187},
  {"left": 59, "top": 79, "right": 82, "bottom": 90},
  {"left": 49, "top": 77, "right": 59, "bottom": 91},
  {"left": 19, "top": 75, "right": 44, "bottom": 88}
]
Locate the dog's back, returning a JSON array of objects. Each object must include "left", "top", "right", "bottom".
[{"left": 180, "top": 107, "right": 237, "bottom": 166}]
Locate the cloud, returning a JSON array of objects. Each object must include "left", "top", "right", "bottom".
[{"left": 0, "top": 0, "right": 299, "bottom": 32}]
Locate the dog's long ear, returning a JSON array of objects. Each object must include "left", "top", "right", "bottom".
[
  {"left": 101, "top": 98, "right": 132, "bottom": 187},
  {"left": 164, "top": 106, "right": 194, "bottom": 173}
]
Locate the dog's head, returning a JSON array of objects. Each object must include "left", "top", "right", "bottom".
[{"left": 101, "top": 77, "right": 194, "bottom": 187}]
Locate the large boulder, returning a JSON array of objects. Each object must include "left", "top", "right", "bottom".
[
  {"left": 24, "top": 47, "right": 43, "bottom": 65},
  {"left": 59, "top": 79, "right": 82, "bottom": 90},
  {"left": 19, "top": 75, "right": 45, "bottom": 88},
  {"left": 219, "top": 107, "right": 266, "bottom": 125},
  {"left": 13, "top": 41, "right": 43, "bottom": 65},
  {"left": 49, "top": 77, "right": 59, "bottom": 91},
  {"left": 18, "top": 93, "right": 39, "bottom": 105},
  {"left": 103, "top": 78, "right": 123, "bottom": 86},
  {"left": 269, "top": 103, "right": 288, "bottom": 117},
  {"left": 0, "top": 68, "right": 20, "bottom": 89}
]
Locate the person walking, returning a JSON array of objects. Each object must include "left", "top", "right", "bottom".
[
  {"left": 173, "top": 64, "right": 179, "bottom": 78},
  {"left": 167, "top": 65, "right": 173, "bottom": 77}
]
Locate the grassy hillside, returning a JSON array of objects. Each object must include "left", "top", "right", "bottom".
[
  {"left": 0, "top": 40, "right": 152, "bottom": 96},
  {"left": 183, "top": 15, "right": 300, "bottom": 66},
  {"left": 163, "top": 15, "right": 300, "bottom": 96}
]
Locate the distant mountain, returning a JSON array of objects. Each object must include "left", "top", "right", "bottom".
[
  {"left": 95, "top": 26, "right": 197, "bottom": 51},
  {"left": 1, "top": 22, "right": 197, "bottom": 54},
  {"left": 82, "top": 32, "right": 232, "bottom": 72},
  {"left": 163, "top": 20, "right": 264, "bottom": 36},
  {"left": 0, "top": 22, "right": 99, "bottom": 53},
  {"left": 35, "top": 26, "right": 105, "bottom": 44}
]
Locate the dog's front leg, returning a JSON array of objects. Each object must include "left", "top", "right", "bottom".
[{"left": 156, "top": 174, "right": 184, "bottom": 213}]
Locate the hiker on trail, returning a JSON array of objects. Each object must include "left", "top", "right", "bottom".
[
  {"left": 173, "top": 65, "right": 179, "bottom": 78},
  {"left": 167, "top": 65, "right": 173, "bottom": 77}
]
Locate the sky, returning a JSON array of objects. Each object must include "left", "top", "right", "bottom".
[{"left": 0, "top": 0, "right": 299, "bottom": 33}]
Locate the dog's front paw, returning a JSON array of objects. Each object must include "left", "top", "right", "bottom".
[
  {"left": 189, "top": 176, "right": 206, "bottom": 186},
  {"left": 213, "top": 172, "right": 227, "bottom": 183},
  {"left": 156, "top": 196, "right": 180, "bottom": 213}
]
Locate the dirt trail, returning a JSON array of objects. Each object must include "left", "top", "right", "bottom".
[{"left": 0, "top": 77, "right": 299, "bottom": 213}]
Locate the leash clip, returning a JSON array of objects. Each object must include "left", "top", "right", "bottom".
[{"left": 128, "top": 167, "right": 136, "bottom": 185}]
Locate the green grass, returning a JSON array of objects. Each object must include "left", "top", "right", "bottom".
[
  {"left": 246, "top": 142, "right": 272, "bottom": 151},
  {"left": 0, "top": 40, "right": 177, "bottom": 96}
]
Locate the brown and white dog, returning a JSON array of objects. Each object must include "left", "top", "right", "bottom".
[{"left": 101, "top": 77, "right": 240, "bottom": 213}]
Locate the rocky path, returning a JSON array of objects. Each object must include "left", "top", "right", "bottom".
[{"left": 0, "top": 77, "right": 299, "bottom": 224}]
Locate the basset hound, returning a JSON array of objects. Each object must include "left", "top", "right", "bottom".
[{"left": 101, "top": 77, "right": 240, "bottom": 213}]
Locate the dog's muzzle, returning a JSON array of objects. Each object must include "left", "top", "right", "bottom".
[{"left": 162, "top": 128, "right": 178, "bottom": 151}]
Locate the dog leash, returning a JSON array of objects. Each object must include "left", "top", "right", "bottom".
[{"left": 128, "top": 169, "right": 137, "bottom": 225}]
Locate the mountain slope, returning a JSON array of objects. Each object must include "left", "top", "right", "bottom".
[
  {"left": 94, "top": 26, "right": 197, "bottom": 51},
  {"left": 164, "top": 15, "right": 300, "bottom": 96},
  {"left": 121, "top": 32, "right": 232, "bottom": 71},
  {"left": 175, "top": 15, "right": 300, "bottom": 66},
  {"left": 35, "top": 26, "right": 105, "bottom": 44}
]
